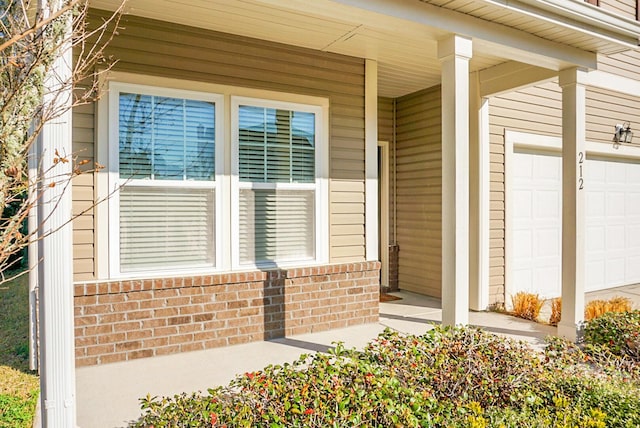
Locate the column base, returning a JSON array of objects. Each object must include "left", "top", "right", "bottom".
[{"left": 557, "top": 321, "right": 585, "bottom": 342}]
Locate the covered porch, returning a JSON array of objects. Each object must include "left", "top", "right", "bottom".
[
  {"left": 74, "top": 285, "right": 640, "bottom": 427},
  {"left": 35, "top": 0, "right": 640, "bottom": 425}
]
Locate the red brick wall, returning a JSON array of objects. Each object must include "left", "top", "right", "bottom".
[{"left": 74, "top": 262, "right": 380, "bottom": 366}]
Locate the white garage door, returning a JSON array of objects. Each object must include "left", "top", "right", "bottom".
[{"left": 510, "top": 149, "right": 640, "bottom": 298}]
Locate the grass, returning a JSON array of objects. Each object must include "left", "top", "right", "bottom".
[{"left": 0, "top": 274, "right": 39, "bottom": 428}]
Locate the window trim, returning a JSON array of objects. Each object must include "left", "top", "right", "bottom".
[
  {"left": 230, "top": 96, "right": 329, "bottom": 269},
  {"left": 106, "top": 82, "right": 225, "bottom": 278}
]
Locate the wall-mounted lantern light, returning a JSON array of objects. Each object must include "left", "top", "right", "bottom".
[{"left": 613, "top": 122, "right": 633, "bottom": 149}]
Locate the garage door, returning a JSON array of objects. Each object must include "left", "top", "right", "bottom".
[{"left": 510, "top": 149, "right": 640, "bottom": 298}]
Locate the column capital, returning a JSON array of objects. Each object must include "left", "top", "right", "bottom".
[
  {"left": 438, "top": 34, "right": 473, "bottom": 62},
  {"left": 558, "top": 67, "right": 588, "bottom": 88}
]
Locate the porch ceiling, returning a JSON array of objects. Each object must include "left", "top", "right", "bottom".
[{"left": 90, "top": 0, "right": 640, "bottom": 98}]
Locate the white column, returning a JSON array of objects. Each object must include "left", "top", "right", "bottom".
[
  {"left": 37, "top": 1, "right": 76, "bottom": 426},
  {"left": 558, "top": 67, "right": 587, "bottom": 341},
  {"left": 438, "top": 35, "right": 472, "bottom": 326},
  {"left": 469, "top": 71, "right": 490, "bottom": 311},
  {"left": 365, "top": 59, "right": 379, "bottom": 262}
]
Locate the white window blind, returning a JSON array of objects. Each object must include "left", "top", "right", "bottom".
[
  {"left": 238, "top": 106, "right": 315, "bottom": 183},
  {"left": 237, "top": 103, "right": 318, "bottom": 265},
  {"left": 117, "top": 90, "right": 217, "bottom": 272},
  {"left": 120, "top": 187, "right": 215, "bottom": 271},
  {"left": 239, "top": 189, "right": 314, "bottom": 264}
]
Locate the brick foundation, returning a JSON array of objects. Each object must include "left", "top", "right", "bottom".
[{"left": 74, "top": 262, "right": 380, "bottom": 366}]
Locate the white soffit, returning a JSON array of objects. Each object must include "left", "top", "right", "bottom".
[
  {"left": 426, "top": 0, "right": 640, "bottom": 54},
  {"left": 89, "top": 0, "right": 634, "bottom": 98}
]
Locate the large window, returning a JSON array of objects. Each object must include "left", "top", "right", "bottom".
[
  {"left": 111, "top": 84, "right": 222, "bottom": 273},
  {"left": 233, "top": 98, "right": 323, "bottom": 266},
  {"left": 106, "top": 81, "right": 327, "bottom": 276}
]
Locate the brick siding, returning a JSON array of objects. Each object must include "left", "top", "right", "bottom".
[{"left": 74, "top": 262, "right": 380, "bottom": 366}]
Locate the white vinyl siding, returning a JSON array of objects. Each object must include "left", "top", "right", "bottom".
[{"left": 233, "top": 98, "right": 324, "bottom": 267}]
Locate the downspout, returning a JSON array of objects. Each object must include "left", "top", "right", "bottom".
[{"left": 392, "top": 98, "right": 397, "bottom": 245}]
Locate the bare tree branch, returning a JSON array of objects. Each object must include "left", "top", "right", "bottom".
[{"left": 0, "top": 0, "right": 126, "bottom": 283}]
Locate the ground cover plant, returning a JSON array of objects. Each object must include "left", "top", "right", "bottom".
[
  {"left": 0, "top": 275, "right": 39, "bottom": 428},
  {"left": 132, "top": 320, "right": 640, "bottom": 428}
]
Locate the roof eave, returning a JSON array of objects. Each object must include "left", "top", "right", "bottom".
[{"left": 482, "top": 0, "right": 640, "bottom": 51}]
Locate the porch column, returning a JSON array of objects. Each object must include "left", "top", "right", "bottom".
[
  {"left": 469, "top": 72, "right": 490, "bottom": 311},
  {"left": 558, "top": 67, "right": 587, "bottom": 341},
  {"left": 37, "top": 1, "right": 76, "bottom": 426},
  {"left": 365, "top": 59, "right": 379, "bottom": 262},
  {"left": 438, "top": 35, "right": 472, "bottom": 326}
]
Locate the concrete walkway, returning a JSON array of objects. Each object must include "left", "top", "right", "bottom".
[
  {"left": 76, "top": 291, "right": 559, "bottom": 428},
  {"left": 587, "top": 283, "right": 640, "bottom": 308},
  {"left": 75, "top": 286, "right": 640, "bottom": 427}
]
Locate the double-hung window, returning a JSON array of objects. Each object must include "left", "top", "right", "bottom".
[
  {"left": 232, "top": 97, "right": 325, "bottom": 267},
  {"left": 105, "top": 79, "right": 328, "bottom": 277},
  {"left": 110, "top": 83, "right": 223, "bottom": 274}
]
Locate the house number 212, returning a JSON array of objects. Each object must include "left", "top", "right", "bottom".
[{"left": 578, "top": 152, "right": 584, "bottom": 190}]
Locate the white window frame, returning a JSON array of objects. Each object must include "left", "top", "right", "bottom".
[
  {"left": 106, "top": 82, "right": 224, "bottom": 278},
  {"left": 231, "top": 96, "right": 329, "bottom": 269}
]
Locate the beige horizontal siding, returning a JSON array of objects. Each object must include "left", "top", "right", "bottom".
[
  {"left": 586, "top": 86, "right": 640, "bottom": 143},
  {"left": 395, "top": 86, "right": 441, "bottom": 297},
  {"left": 74, "top": 10, "right": 366, "bottom": 279},
  {"left": 72, "top": 101, "right": 95, "bottom": 281},
  {"left": 598, "top": 50, "right": 640, "bottom": 80},
  {"left": 599, "top": 0, "right": 637, "bottom": 20}
]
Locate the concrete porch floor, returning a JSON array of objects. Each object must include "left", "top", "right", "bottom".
[{"left": 75, "top": 287, "right": 640, "bottom": 428}]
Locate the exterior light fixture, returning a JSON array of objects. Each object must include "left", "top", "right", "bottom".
[{"left": 613, "top": 122, "right": 633, "bottom": 149}]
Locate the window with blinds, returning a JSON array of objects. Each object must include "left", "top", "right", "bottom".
[
  {"left": 236, "top": 103, "right": 318, "bottom": 265},
  {"left": 117, "top": 90, "right": 217, "bottom": 272}
]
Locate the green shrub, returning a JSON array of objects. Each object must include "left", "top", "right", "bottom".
[
  {"left": 584, "top": 310, "right": 640, "bottom": 360},
  {"left": 0, "top": 391, "right": 39, "bottom": 428},
  {"left": 132, "top": 326, "right": 640, "bottom": 428}
]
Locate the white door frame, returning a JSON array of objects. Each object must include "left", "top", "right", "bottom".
[
  {"left": 505, "top": 130, "right": 640, "bottom": 305},
  {"left": 378, "top": 140, "right": 390, "bottom": 288}
]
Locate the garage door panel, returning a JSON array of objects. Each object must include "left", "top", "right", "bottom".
[
  {"left": 536, "top": 191, "right": 560, "bottom": 218},
  {"left": 627, "top": 193, "right": 640, "bottom": 215},
  {"left": 589, "top": 160, "right": 605, "bottom": 181},
  {"left": 628, "top": 164, "right": 640, "bottom": 181},
  {"left": 513, "top": 190, "right": 532, "bottom": 219},
  {"left": 586, "top": 259, "right": 605, "bottom": 289},
  {"left": 586, "top": 225, "right": 605, "bottom": 252},
  {"left": 628, "top": 225, "right": 640, "bottom": 248},
  {"left": 606, "top": 225, "right": 625, "bottom": 250},
  {"left": 535, "top": 266, "right": 560, "bottom": 297},
  {"left": 513, "top": 229, "right": 532, "bottom": 258},
  {"left": 629, "top": 256, "right": 640, "bottom": 278},
  {"left": 587, "top": 192, "right": 605, "bottom": 216},
  {"left": 606, "top": 258, "right": 625, "bottom": 284},
  {"left": 513, "top": 154, "right": 533, "bottom": 179},
  {"left": 534, "top": 155, "right": 560, "bottom": 180},
  {"left": 606, "top": 162, "right": 625, "bottom": 184},
  {"left": 513, "top": 268, "right": 533, "bottom": 292},
  {"left": 606, "top": 192, "right": 625, "bottom": 216},
  {"left": 537, "top": 227, "right": 560, "bottom": 257}
]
